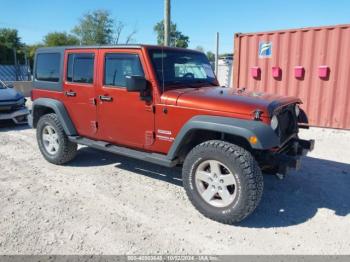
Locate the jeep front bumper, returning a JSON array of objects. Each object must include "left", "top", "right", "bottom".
[
  {"left": 0, "top": 108, "right": 29, "bottom": 124},
  {"left": 275, "top": 138, "right": 315, "bottom": 174},
  {"left": 260, "top": 138, "right": 315, "bottom": 177}
]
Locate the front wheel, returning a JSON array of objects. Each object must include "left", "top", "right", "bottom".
[
  {"left": 182, "top": 140, "right": 263, "bottom": 224},
  {"left": 36, "top": 113, "right": 77, "bottom": 165}
]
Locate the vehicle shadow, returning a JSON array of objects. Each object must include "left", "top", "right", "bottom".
[
  {"left": 70, "top": 148, "right": 350, "bottom": 227},
  {"left": 238, "top": 156, "right": 350, "bottom": 228},
  {"left": 69, "top": 147, "right": 121, "bottom": 167},
  {"left": 71, "top": 147, "right": 182, "bottom": 184},
  {"left": 0, "top": 122, "right": 31, "bottom": 131}
]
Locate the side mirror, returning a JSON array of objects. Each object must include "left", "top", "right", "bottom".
[{"left": 125, "top": 75, "right": 147, "bottom": 92}]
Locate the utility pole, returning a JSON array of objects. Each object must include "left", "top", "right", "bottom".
[
  {"left": 164, "top": 0, "right": 171, "bottom": 46},
  {"left": 215, "top": 32, "right": 219, "bottom": 76},
  {"left": 13, "top": 48, "right": 18, "bottom": 81}
]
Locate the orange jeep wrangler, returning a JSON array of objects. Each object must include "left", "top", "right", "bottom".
[{"left": 29, "top": 45, "right": 314, "bottom": 224}]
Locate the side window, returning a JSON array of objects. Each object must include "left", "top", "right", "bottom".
[
  {"left": 35, "top": 53, "right": 61, "bottom": 82},
  {"left": 67, "top": 53, "right": 94, "bottom": 84},
  {"left": 104, "top": 53, "right": 144, "bottom": 87}
]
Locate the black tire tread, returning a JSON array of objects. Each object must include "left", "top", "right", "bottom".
[
  {"left": 182, "top": 140, "right": 263, "bottom": 224},
  {"left": 36, "top": 113, "right": 77, "bottom": 165}
]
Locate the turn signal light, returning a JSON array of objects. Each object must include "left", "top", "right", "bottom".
[{"left": 249, "top": 136, "right": 258, "bottom": 145}]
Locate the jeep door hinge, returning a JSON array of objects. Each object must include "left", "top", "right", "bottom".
[
  {"left": 90, "top": 98, "right": 97, "bottom": 106},
  {"left": 145, "top": 104, "right": 155, "bottom": 113},
  {"left": 145, "top": 131, "right": 155, "bottom": 146},
  {"left": 91, "top": 121, "right": 98, "bottom": 133}
]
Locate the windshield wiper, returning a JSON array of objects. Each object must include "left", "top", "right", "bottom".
[
  {"left": 191, "top": 80, "right": 218, "bottom": 86},
  {"left": 164, "top": 80, "right": 183, "bottom": 85},
  {"left": 164, "top": 79, "right": 217, "bottom": 89}
]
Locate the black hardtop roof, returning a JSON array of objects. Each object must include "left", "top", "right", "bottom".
[{"left": 36, "top": 44, "right": 202, "bottom": 54}]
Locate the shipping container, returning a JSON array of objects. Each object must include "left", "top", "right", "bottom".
[{"left": 233, "top": 24, "right": 350, "bottom": 129}]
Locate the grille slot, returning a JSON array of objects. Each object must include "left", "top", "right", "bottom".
[{"left": 276, "top": 105, "right": 298, "bottom": 143}]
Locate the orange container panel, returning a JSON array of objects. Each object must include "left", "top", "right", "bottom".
[{"left": 233, "top": 24, "right": 350, "bottom": 129}]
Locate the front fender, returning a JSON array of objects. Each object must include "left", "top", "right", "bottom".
[
  {"left": 31, "top": 98, "right": 77, "bottom": 136},
  {"left": 167, "top": 115, "right": 279, "bottom": 160}
]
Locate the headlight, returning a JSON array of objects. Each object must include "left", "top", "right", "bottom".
[
  {"left": 295, "top": 104, "right": 300, "bottom": 116},
  {"left": 271, "top": 115, "right": 279, "bottom": 130}
]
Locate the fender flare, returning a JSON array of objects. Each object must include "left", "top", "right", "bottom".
[
  {"left": 166, "top": 115, "right": 280, "bottom": 160},
  {"left": 31, "top": 98, "right": 77, "bottom": 136}
]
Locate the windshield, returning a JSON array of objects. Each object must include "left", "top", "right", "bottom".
[{"left": 148, "top": 49, "right": 217, "bottom": 91}]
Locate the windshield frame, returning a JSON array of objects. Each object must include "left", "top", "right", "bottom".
[{"left": 147, "top": 48, "right": 218, "bottom": 92}]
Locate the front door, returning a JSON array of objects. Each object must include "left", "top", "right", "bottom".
[
  {"left": 63, "top": 49, "right": 97, "bottom": 138},
  {"left": 96, "top": 49, "right": 154, "bottom": 149}
]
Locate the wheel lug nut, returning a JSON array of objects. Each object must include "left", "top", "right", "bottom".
[
  {"left": 212, "top": 185, "right": 216, "bottom": 189},
  {"left": 220, "top": 179, "right": 224, "bottom": 183},
  {"left": 218, "top": 186, "right": 222, "bottom": 191}
]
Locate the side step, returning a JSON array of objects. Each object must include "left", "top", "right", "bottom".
[{"left": 68, "top": 136, "right": 178, "bottom": 168}]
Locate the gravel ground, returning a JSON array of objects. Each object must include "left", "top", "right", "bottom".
[{"left": 0, "top": 119, "right": 349, "bottom": 255}]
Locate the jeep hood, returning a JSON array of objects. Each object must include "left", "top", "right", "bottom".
[
  {"left": 0, "top": 87, "right": 23, "bottom": 102},
  {"left": 161, "top": 86, "right": 301, "bottom": 117}
]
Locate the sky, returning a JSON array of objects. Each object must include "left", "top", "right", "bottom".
[{"left": 1, "top": 0, "right": 349, "bottom": 53}]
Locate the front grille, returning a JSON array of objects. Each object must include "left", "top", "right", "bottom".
[
  {"left": 0, "top": 104, "right": 24, "bottom": 113},
  {"left": 276, "top": 104, "right": 298, "bottom": 144}
]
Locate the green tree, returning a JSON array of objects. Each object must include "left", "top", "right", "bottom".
[
  {"left": 206, "top": 51, "right": 215, "bottom": 63},
  {"left": 0, "top": 28, "right": 22, "bottom": 48},
  {"left": 0, "top": 28, "right": 24, "bottom": 64},
  {"left": 72, "top": 10, "right": 137, "bottom": 45},
  {"left": 195, "top": 46, "right": 215, "bottom": 63},
  {"left": 195, "top": 46, "right": 205, "bottom": 52},
  {"left": 72, "top": 10, "right": 114, "bottom": 45},
  {"left": 23, "top": 44, "right": 44, "bottom": 68},
  {"left": 43, "top": 32, "right": 79, "bottom": 46},
  {"left": 153, "top": 20, "right": 189, "bottom": 48}
]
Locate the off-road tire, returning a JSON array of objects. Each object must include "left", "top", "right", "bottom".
[
  {"left": 36, "top": 113, "right": 77, "bottom": 165},
  {"left": 182, "top": 140, "right": 263, "bottom": 224}
]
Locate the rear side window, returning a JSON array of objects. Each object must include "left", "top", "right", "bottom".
[
  {"left": 35, "top": 53, "right": 61, "bottom": 82},
  {"left": 104, "top": 53, "right": 144, "bottom": 87},
  {"left": 67, "top": 53, "right": 94, "bottom": 84}
]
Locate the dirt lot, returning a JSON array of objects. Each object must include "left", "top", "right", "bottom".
[{"left": 0, "top": 121, "right": 349, "bottom": 254}]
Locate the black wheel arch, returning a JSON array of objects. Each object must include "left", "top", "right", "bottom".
[
  {"left": 167, "top": 115, "right": 280, "bottom": 161},
  {"left": 31, "top": 98, "right": 77, "bottom": 136}
]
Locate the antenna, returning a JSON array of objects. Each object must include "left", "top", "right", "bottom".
[{"left": 161, "top": 46, "right": 165, "bottom": 94}]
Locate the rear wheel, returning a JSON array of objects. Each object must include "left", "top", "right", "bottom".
[
  {"left": 182, "top": 140, "right": 263, "bottom": 224},
  {"left": 36, "top": 113, "right": 77, "bottom": 165}
]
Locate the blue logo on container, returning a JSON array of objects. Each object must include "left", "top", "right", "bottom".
[{"left": 259, "top": 41, "right": 272, "bottom": 58}]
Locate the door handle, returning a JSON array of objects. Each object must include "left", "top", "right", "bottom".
[
  {"left": 65, "top": 91, "right": 76, "bottom": 97},
  {"left": 99, "top": 95, "right": 113, "bottom": 102}
]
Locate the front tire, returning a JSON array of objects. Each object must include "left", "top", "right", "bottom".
[
  {"left": 36, "top": 113, "right": 77, "bottom": 165},
  {"left": 182, "top": 140, "right": 263, "bottom": 224}
]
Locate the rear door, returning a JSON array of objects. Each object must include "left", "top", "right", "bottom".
[
  {"left": 96, "top": 49, "right": 154, "bottom": 149},
  {"left": 63, "top": 49, "right": 98, "bottom": 138}
]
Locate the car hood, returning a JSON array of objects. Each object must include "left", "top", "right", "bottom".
[
  {"left": 0, "top": 87, "right": 23, "bottom": 102},
  {"left": 161, "top": 86, "right": 301, "bottom": 118}
]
